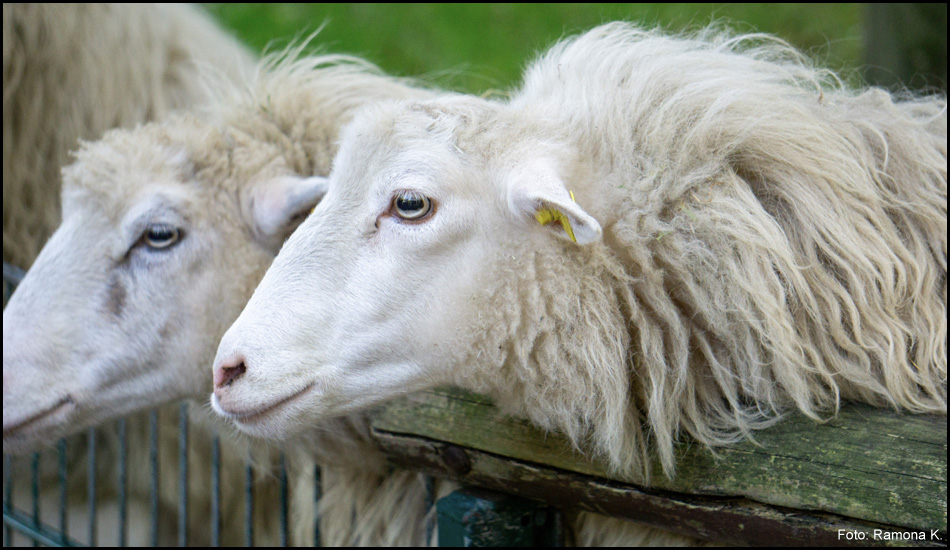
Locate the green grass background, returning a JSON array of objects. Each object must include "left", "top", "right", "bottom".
[{"left": 203, "top": 3, "right": 863, "bottom": 93}]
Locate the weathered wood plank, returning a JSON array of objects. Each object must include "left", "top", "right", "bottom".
[
  {"left": 370, "top": 387, "right": 947, "bottom": 544},
  {"left": 375, "top": 430, "right": 942, "bottom": 546}
]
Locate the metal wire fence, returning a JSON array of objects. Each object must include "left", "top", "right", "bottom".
[
  {"left": 2, "top": 406, "right": 309, "bottom": 547},
  {"left": 3, "top": 264, "right": 311, "bottom": 547},
  {"left": 3, "top": 261, "right": 556, "bottom": 548}
]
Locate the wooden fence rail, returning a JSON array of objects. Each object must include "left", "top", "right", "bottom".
[{"left": 371, "top": 387, "right": 947, "bottom": 546}]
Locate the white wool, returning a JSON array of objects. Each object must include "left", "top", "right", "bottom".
[{"left": 216, "top": 21, "right": 946, "bottom": 487}]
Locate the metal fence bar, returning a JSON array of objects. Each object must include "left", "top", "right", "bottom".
[
  {"left": 4, "top": 455, "right": 11, "bottom": 546},
  {"left": 86, "top": 429, "right": 96, "bottom": 547},
  {"left": 3, "top": 264, "right": 20, "bottom": 545},
  {"left": 149, "top": 410, "right": 159, "bottom": 547},
  {"left": 31, "top": 452, "right": 39, "bottom": 548},
  {"left": 3, "top": 507, "right": 84, "bottom": 547},
  {"left": 245, "top": 464, "right": 254, "bottom": 547},
  {"left": 178, "top": 403, "right": 189, "bottom": 546},
  {"left": 279, "top": 454, "right": 288, "bottom": 547},
  {"left": 2, "top": 262, "right": 26, "bottom": 283},
  {"left": 3, "top": 261, "right": 26, "bottom": 307},
  {"left": 313, "top": 464, "right": 321, "bottom": 547},
  {"left": 58, "top": 440, "right": 68, "bottom": 540},
  {"left": 211, "top": 433, "right": 221, "bottom": 547},
  {"left": 118, "top": 418, "right": 128, "bottom": 547}
]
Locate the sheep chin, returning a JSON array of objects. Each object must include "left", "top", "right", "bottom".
[
  {"left": 2, "top": 395, "right": 76, "bottom": 453},
  {"left": 211, "top": 382, "right": 318, "bottom": 439}
]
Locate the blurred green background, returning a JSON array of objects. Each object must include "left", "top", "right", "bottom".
[{"left": 203, "top": 3, "right": 946, "bottom": 94}]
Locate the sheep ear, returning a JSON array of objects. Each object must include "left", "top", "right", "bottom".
[
  {"left": 507, "top": 161, "right": 602, "bottom": 245},
  {"left": 245, "top": 175, "right": 328, "bottom": 245}
]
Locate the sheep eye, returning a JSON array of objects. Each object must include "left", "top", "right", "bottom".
[
  {"left": 143, "top": 224, "right": 181, "bottom": 250},
  {"left": 392, "top": 190, "right": 433, "bottom": 221}
]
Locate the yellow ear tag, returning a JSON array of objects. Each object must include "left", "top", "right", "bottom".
[{"left": 534, "top": 191, "right": 578, "bottom": 243}]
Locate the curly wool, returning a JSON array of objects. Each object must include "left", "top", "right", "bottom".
[
  {"left": 483, "top": 23, "right": 947, "bottom": 476},
  {"left": 202, "top": 22, "right": 942, "bottom": 543}
]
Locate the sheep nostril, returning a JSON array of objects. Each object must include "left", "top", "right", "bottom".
[{"left": 214, "top": 359, "right": 247, "bottom": 389}]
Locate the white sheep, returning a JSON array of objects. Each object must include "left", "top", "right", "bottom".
[
  {"left": 213, "top": 22, "right": 947, "bottom": 485},
  {"left": 2, "top": 3, "right": 255, "bottom": 270},
  {"left": 3, "top": 4, "right": 254, "bottom": 544},
  {"left": 1, "top": 50, "right": 441, "bottom": 544},
  {"left": 2, "top": 41, "right": 698, "bottom": 545}
]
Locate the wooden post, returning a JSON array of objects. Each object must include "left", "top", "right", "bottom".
[{"left": 437, "top": 487, "right": 562, "bottom": 547}]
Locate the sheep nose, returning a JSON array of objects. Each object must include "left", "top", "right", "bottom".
[{"left": 214, "top": 356, "right": 247, "bottom": 389}]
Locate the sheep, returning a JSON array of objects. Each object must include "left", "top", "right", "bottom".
[
  {"left": 1, "top": 49, "right": 446, "bottom": 544},
  {"left": 2, "top": 3, "right": 255, "bottom": 270},
  {"left": 3, "top": 5, "right": 255, "bottom": 544},
  {"left": 213, "top": 22, "right": 947, "bottom": 484},
  {"left": 2, "top": 47, "right": 417, "bottom": 456},
  {"left": 2, "top": 36, "right": 702, "bottom": 545}
]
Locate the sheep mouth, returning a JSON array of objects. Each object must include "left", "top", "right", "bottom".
[
  {"left": 213, "top": 383, "right": 316, "bottom": 426},
  {"left": 3, "top": 395, "right": 75, "bottom": 440}
]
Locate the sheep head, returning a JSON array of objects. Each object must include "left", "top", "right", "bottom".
[
  {"left": 213, "top": 23, "right": 949, "bottom": 480},
  {"left": 2, "top": 118, "right": 326, "bottom": 454},
  {"left": 211, "top": 98, "right": 638, "bottom": 473}
]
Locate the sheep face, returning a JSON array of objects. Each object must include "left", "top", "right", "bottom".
[
  {"left": 212, "top": 99, "right": 603, "bottom": 440},
  {"left": 2, "top": 122, "right": 326, "bottom": 454}
]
